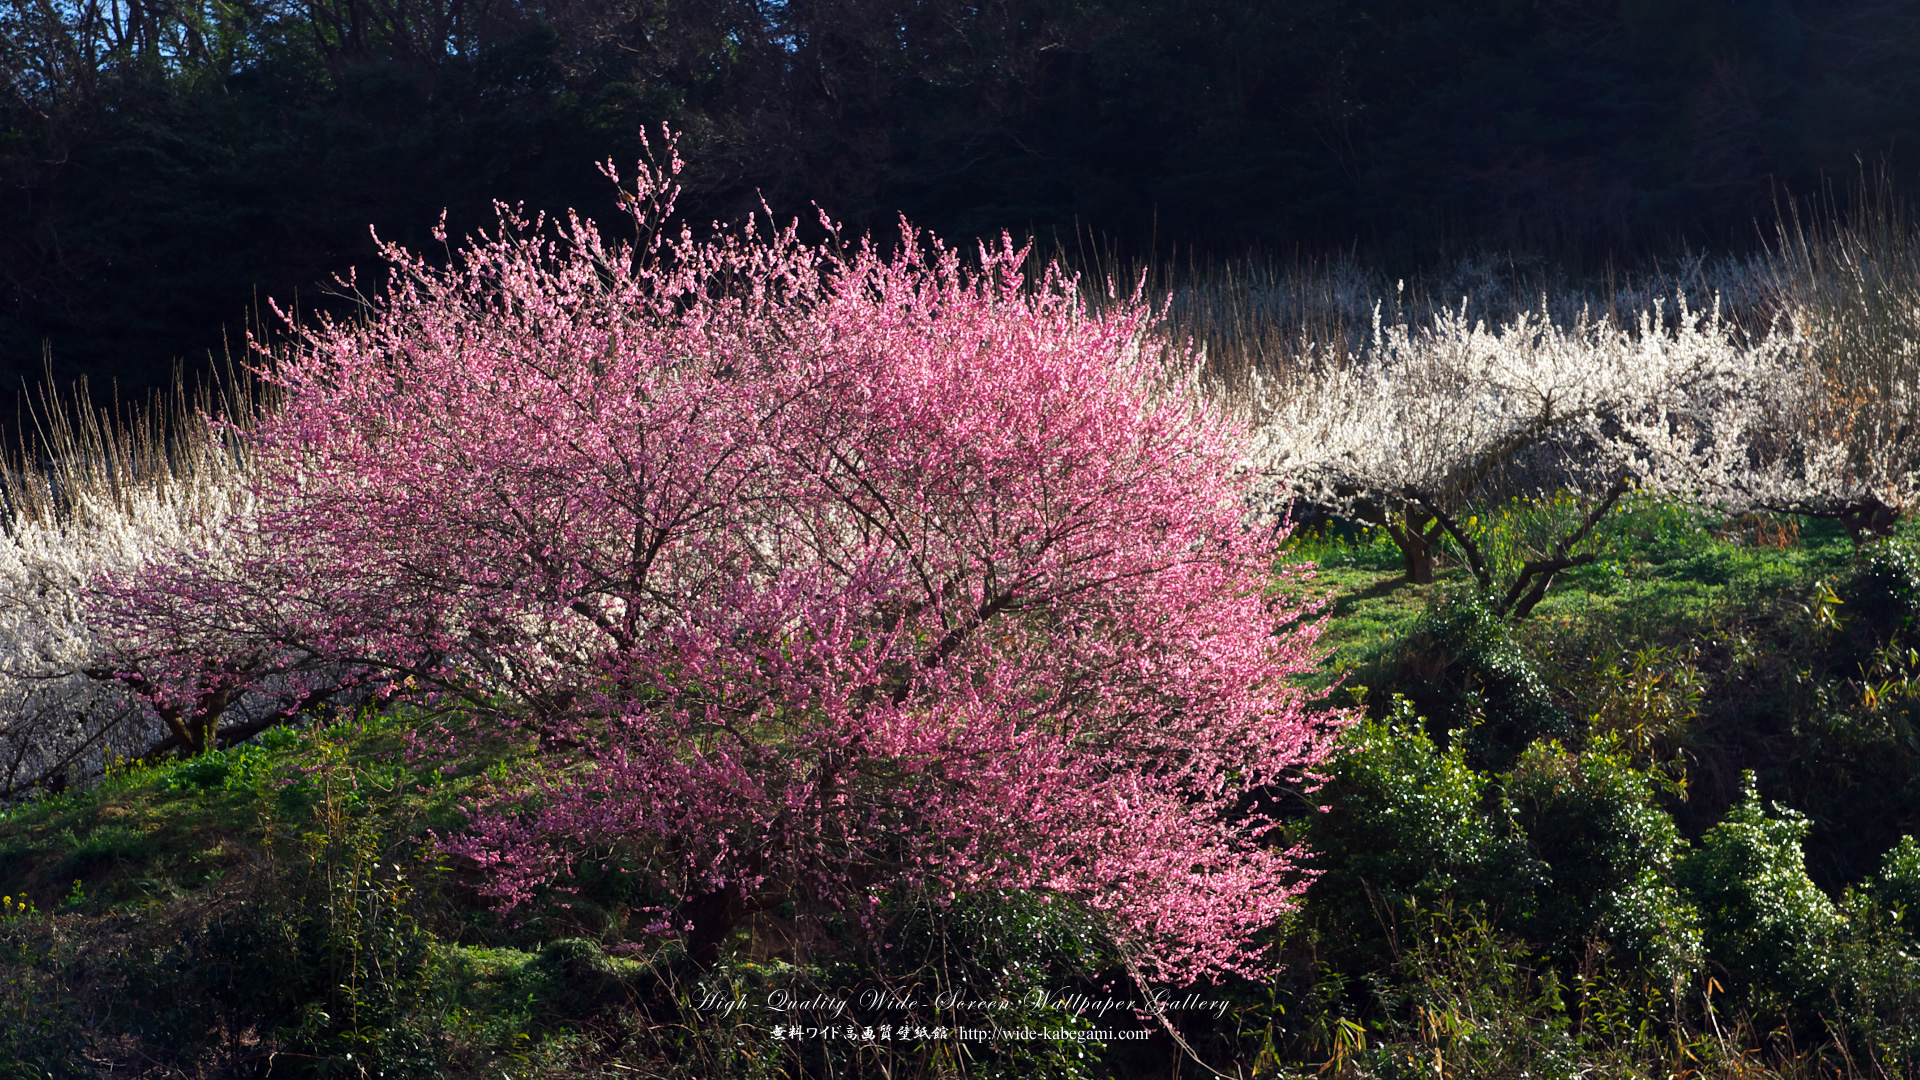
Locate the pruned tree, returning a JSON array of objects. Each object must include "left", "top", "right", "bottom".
[
  {"left": 92, "top": 135, "right": 1346, "bottom": 984},
  {"left": 0, "top": 374, "right": 349, "bottom": 796},
  {"left": 1247, "top": 297, "right": 1790, "bottom": 614}
]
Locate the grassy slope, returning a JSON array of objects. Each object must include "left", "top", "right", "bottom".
[
  {"left": 1292, "top": 499, "right": 1863, "bottom": 690},
  {"left": 0, "top": 716, "right": 675, "bottom": 1076},
  {"left": 3, "top": 500, "right": 1917, "bottom": 1077}
]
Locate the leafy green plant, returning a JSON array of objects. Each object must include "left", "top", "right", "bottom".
[
  {"left": 1385, "top": 590, "right": 1571, "bottom": 769},
  {"left": 1304, "top": 706, "right": 1535, "bottom": 976},
  {"left": 1819, "top": 841, "right": 1920, "bottom": 1076},
  {"left": 1876, "top": 835, "right": 1920, "bottom": 919},
  {"left": 1506, "top": 741, "right": 1701, "bottom": 982},
  {"left": 279, "top": 740, "right": 440, "bottom": 1074},
  {"left": 1580, "top": 643, "right": 1705, "bottom": 764},
  {"left": 1845, "top": 538, "right": 1920, "bottom": 647},
  {"left": 1677, "top": 774, "right": 1841, "bottom": 1008}
]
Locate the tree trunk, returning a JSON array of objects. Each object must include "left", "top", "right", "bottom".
[
  {"left": 1841, "top": 497, "right": 1900, "bottom": 544},
  {"left": 685, "top": 881, "right": 745, "bottom": 968},
  {"left": 1389, "top": 510, "right": 1441, "bottom": 584}
]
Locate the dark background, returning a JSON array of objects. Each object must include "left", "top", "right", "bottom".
[{"left": 4, "top": 0, "right": 1917, "bottom": 404}]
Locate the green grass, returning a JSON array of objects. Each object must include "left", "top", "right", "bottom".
[
  {"left": 1283, "top": 497, "right": 1878, "bottom": 692},
  {"left": 0, "top": 711, "right": 639, "bottom": 1078},
  {"left": 1281, "top": 522, "right": 1432, "bottom": 694},
  {"left": 0, "top": 710, "right": 525, "bottom": 916}
]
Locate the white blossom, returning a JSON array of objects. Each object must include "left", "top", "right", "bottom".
[
  {"left": 0, "top": 457, "right": 254, "bottom": 793},
  {"left": 1238, "top": 293, "right": 1814, "bottom": 605}
]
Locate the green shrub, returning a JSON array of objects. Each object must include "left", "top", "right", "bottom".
[
  {"left": 1386, "top": 592, "right": 1571, "bottom": 770},
  {"left": 156, "top": 742, "right": 278, "bottom": 794},
  {"left": 1305, "top": 708, "right": 1538, "bottom": 968},
  {"left": 1845, "top": 539, "right": 1920, "bottom": 652},
  {"left": 524, "top": 938, "right": 634, "bottom": 1024},
  {"left": 1816, "top": 837, "right": 1920, "bottom": 1076},
  {"left": 1878, "top": 835, "right": 1920, "bottom": 920},
  {"left": 1677, "top": 774, "right": 1840, "bottom": 1004},
  {"left": 1505, "top": 742, "right": 1701, "bottom": 983},
  {"left": 1849, "top": 539, "right": 1920, "bottom": 611}
]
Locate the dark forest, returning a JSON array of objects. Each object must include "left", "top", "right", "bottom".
[{"left": 5, "top": 0, "right": 1919, "bottom": 398}]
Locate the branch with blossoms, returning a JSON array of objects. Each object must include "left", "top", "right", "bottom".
[
  {"left": 89, "top": 129, "right": 1350, "bottom": 986},
  {"left": 1246, "top": 296, "right": 1811, "bottom": 609}
]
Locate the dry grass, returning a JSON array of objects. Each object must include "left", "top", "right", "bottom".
[{"left": 1, "top": 358, "right": 268, "bottom": 530}]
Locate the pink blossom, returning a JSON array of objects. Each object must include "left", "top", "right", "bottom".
[{"left": 95, "top": 133, "right": 1347, "bottom": 984}]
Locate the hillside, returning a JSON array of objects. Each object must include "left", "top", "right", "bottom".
[{"left": 6, "top": 504, "right": 1920, "bottom": 1078}]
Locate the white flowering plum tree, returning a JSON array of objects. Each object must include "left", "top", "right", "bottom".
[
  {"left": 1247, "top": 298, "right": 1794, "bottom": 613},
  {"left": 0, "top": 384, "right": 350, "bottom": 796},
  {"left": 1743, "top": 202, "right": 1920, "bottom": 540}
]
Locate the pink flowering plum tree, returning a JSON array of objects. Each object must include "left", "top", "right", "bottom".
[{"left": 91, "top": 137, "right": 1345, "bottom": 984}]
